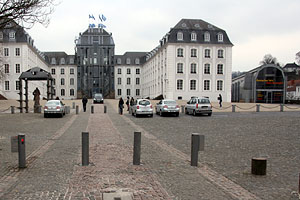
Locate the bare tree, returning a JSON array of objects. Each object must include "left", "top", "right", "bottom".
[
  {"left": 259, "top": 54, "right": 281, "bottom": 66},
  {"left": 296, "top": 51, "right": 300, "bottom": 65},
  {"left": 0, "top": 44, "right": 5, "bottom": 82},
  {"left": 0, "top": 0, "right": 58, "bottom": 29}
]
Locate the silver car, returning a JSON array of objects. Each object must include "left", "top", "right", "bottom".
[
  {"left": 131, "top": 99, "right": 153, "bottom": 117},
  {"left": 156, "top": 99, "right": 180, "bottom": 117},
  {"left": 185, "top": 97, "right": 212, "bottom": 116},
  {"left": 44, "top": 100, "right": 65, "bottom": 118}
]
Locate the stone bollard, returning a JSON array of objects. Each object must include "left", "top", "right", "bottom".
[
  {"left": 256, "top": 104, "right": 260, "bottom": 112},
  {"left": 72, "top": 102, "right": 75, "bottom": 109},
  {"left": 280, "top": 104, "right": 284, "bottom": 112},
  {"left": 82, "top": 132, "right": 89, "bottom": 166},
  {"left": 181, "top": 105, "right": 185, "bottom": 114},
  {"left": 191, "top": 133, "right": 200, "bottom": 166},
  {"left": 91, "top": 105, "right": 94, "bottom": 114},
  {"left": 232, "top": 105, "right": 236, "bottom": 112},
  {"left": 104, "top": 105, "right": 107, "bottom": 113},
  {"left": 18, "top": 134, "right": 26, "bottom": 168},
  {"left": 251, "top": 157, "right": 267, "bottom": 175},
  {"left": 11, "top": 106, "right": 15, "bottom": 114},
  {"left": 76, "top": 105, "right": 79, "bottom": 114},
  {"left": 133, "top": 132, "right": 141, "bottom": 165}
]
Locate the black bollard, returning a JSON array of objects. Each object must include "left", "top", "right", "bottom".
[
  {"left": 91, "top": 105, "right": 94, "bottom": 114},
  {"left": 82, "top": 132, "right": 89, "bottom": 166},
  {"left": 11, "top": 106, "right": 15, "bottom": 114},
  {"left": 256, "top": 104, "right": 260, "bottom": 112},
  {"left": 133, "top": 132, "right": 141, "bottom": 165},
  {"left": 191, "top": 133, "right": 200, "bottom": 166},
  {"left": 76, "top": 105, "right": 79, "bottom": 114},
  {"left": 232, "top": 105, "right": 236, "bottom": 112},
  {"left": 18, "top": 134, "right": 26, "bottom": 168},
  {"left": 251, "top": 157, "right": 267, "bottom": 175},
  {"left": 181, "top": 105, "right": 185, "bottom": 114},
  {"left": 104, "top": 105, "right": 107, "bottom": 113},
  {"left": 280, "top": 104, "right": 284, "bottom": 112}
]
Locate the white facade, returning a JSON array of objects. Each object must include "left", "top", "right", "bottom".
[{"left": 0, "top": 43, "right": 49, "bottom": 100}]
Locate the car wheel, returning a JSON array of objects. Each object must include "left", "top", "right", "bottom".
[
  {"left": 193, "top": 110, "right": 197, "bottom": 116},
  {"left": 44, "top": 113, "right": 47, "bottom": 118},
  {"left": 208, "top": 113, "right": 212, "bottom": 116},
  {"left": 135, "top": 112, "right": 139, "bottom": 118},
  {"left": 175, "top": 113, "right": 179, "bottom": 117},
  {"left": 150, "top": 114, "right": 153, "bottom": 118}
]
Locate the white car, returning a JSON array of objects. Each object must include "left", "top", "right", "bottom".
[
  {"left": 44, "top": 100, "right": 65, "bottom": 118},
  {"left": 131, "top": 99, "right": 153, "bottom": 117},
  {"left": 156, "top": 99, "right": 180, "bottom": 117},
  {"left": 185, "top": 97, "right": 212, "bottom": 116}
]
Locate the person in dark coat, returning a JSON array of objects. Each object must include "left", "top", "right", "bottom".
[
  {"left": 218, "top": 94, "right": 222, "bottom": 107},
  {"left": 126, "top": 96, "right": 130, "bottom": 111},
  {"left": 130, "top": 97, "right": 134, "bottom": 106},
  {"left": 82, "top": 96, "right": 88, "bottom": 112},
  {"left": 119, "top": 97, "right": 124, "bottom": 115}
]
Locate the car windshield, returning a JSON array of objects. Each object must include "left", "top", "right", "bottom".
[
  {"left": 95, "top": 94, "right": 102, "bottom": 98},
  {"left": 198, "top": 99, "right": 210, "bottom": 104},
  {"left": 164, "top": 101, "right": 176, "bottom": 104},
  {"left": 139, "top": 100, "right": 150, "bottom": 106},
  {"left": 46, "top": 101, "right": 60, "bottom": 106}
]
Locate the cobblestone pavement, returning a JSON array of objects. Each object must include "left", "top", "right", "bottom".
[{"left": 0, "top": 100, "right": 300, "bottom": 200}]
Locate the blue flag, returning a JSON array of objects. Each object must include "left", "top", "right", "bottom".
[
  {"left": 89, "top": 23, "right": 96, "bottom": 28},
  {"left": 89, "top": 14, "right": 95, "bottom": 20},
  {"left": 102, "top": 14, "right": 106, "bottom": 21}
]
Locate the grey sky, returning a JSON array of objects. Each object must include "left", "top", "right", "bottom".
[{"left": 28, "top": 0, "right": 300, "bottom": 71}]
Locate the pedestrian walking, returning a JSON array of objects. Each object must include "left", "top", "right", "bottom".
[
  {"left": 130, "top": 97, "right": 134, "bottom": 106},
  {"left": 82, "top": 95, "right": 88, "bottom": 112},
  {"left": 126, "top": 96, "right": 130, "bottom": 111},
  {"left": 119, "top": 97, "right": 124, "bottom": 115},
  {"left": 218, "top": 94, "right": 222, "bottom": 107}
]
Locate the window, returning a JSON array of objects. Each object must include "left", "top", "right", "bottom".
[
  {"left": 217, "top": 80, "right": 223, "bottom": 91},
  {"left": 9, "top": 32, "right": 15, "bottom": 39},
  {"left": 127, "top": 78, "right": 131, "bottom": 85},
  {"left": 51, "top": 68, "right": 55, "bottom": 75},
  {"left": 135, "top": 58, "right": 140, "bottom": 64},
  {"left": 70, "top": 78, "right": 74, "bottom": 85},
  {"left": 127, "top": 89, "right": 131, "bottom": 96},
  {"left": 177, "top": 32, "right": 183, "bottom": 41},
  {"left": 4, "top": 64, "right": 9, "bottom": 73},
  {"left": 0, "top": 32, "right": 3, "bottom": 40},
  {"left": 204, "top": 32, "right": 210, "bottom": 42},
  {"left": 70, "top": 68, "right": 74, "bottom": 75},
  {"left": 136, "top": 78, "right": 140, "bottom": 85},
  {"left": 190, "top": 80, "right": 196, "bottom": 90},
  {"left": 126, "top": 58, "right": 131, "bottom": 65},
  {"left": 177, "top": 63, "right": 183, "bottom": 73},
  {"left": 5, "top": 81, "right": 9, "bottom": 90},
  {"left": 204, "top": 49, "right": 210, "bottom": 58},
  {"left": 51, "top": 58, "right": 56, "bottom": 65},
  {"left": 15, "top": 48, "right": 20, "bottom": 56},
  {"left": 118, "top": 68, "right": 122, "bottom": 74},
  {"left": 118, "top": 77, "right": 121, "bottom": 85},
  {"left": 15, "top": 64, "right": 20, "bottom": 73},
  {"left": 218, "top": 49, "right": 224, "bottom": 58},
  {"left": 60, "top": 58, "right": 65, "bottom": 65},
  {"left": 127, "top": 68, "right": 131, "bottom": 74},
  {"left": 118, "top": 89, "right": 122, "bottom": 96},
  {"left": 217, "top": 64, "right": 223, "bottom": 74},
  {"left": 191, "top": 49, "right": 197, "bottom": 57},
  {"left": 117, "top": 58, "right": 121, "bottom": 64},
  {"left": 53, "top": 78, "right": 56, "bottom": 85},
  {"left": 177, "top": 80, "right": 183, "bottom": 90},
  {"left": 61, "top": 89, "right": 65, "bottom": 96},
  {"left": 61, "top": 68, "right": 65, "bottom": 75},
  {"left": 93, "top": 58, "right": 97, "bottom": 64},
  {"left": 69, "top": 58, "right": 74, "bottom": 64},
  {"left": 191, "top": 63, "right": 197, "bottom": 74},
  {"left": 218, "top": 33, "right": 223, "bottom": 42},
  {"left": 16, "top": 81, "right": 20, "bottom": 90},
  {"left": 4, "top": 48, "right": 9, "bottom": 56},
  {"left": 177, "top": 48, "right": 183, "bottom": 57},
  {"left": 61, "top": 78, "right": 65, "bottom": 85},
  {"left": 204, "top": 80, "right": 210, "bottom": 90},
  {"left": 191, "top": 32, "right": 197, "bottom": 41},
  {"left": 136, "top": 68, "right": 140, "bottom": 74},
  {"left": 136, "top": 89, "right": 140, "bottom": 96},
  {"left": 204, "top": 64, "right": 210, "bottom": 74},
  {"left": 70, "top": 89, "right": 75, "bottom": 96}
]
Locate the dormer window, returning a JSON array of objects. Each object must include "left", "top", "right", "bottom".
[
  {"left": 191, "top": 32, "right": 197, "bottom": 41},
  {"left": 9, "top": 31, "right": 15, "bottom": 40},
  {"left": 177, "top": 32, "right": 183, "bottom": 41},
  {"left": 51, "top": 58, "right": 56, "bottom": 65},
  {"left": 126, "top": 58, "right": 131, "bottom": 65},
  {"left": 0, "top": 32, "right": 3, "bottom": 40},
  {"left": 204, "top": 32, "right": 210, "bottom": 42},
  {"left": 69, "top": 58, "right": 74, "bottom": 64},
  {"left": 117, "top": 58, "right": 121, "bottom": 64},
  {"left": 135, "top": 58, "right": 140, "bottom": 65},
  {"left": 60, "top": 58, "right": 65, "bottom": 65},
  {"left": 218, "top": 33, "right": 223, "bottom": 42}
]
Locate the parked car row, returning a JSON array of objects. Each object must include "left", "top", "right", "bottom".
[{"left": 130, "top": 97, "right": 212, "bottom": 118}]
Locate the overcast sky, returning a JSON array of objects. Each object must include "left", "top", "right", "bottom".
[{"left": 28, "top": 0, "right": 300, "bottom": 72}]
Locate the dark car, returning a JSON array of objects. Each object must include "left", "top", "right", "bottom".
[{"left": 93, "top": 93, "right": 104, "bottom": 104}]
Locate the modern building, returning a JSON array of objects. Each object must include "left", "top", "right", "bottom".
[
  {"left": 75, "top": 27, "right": 115, "bottom": 99},
  {"left": 232, "top": 64, "right": 286, "bottom": 103},
  {"left": 114, "top": 52, "right": 147, "bottom": 99},
  {"left": 0, "top": 21, "right": 49, "bottom": 100},
  {"left": 44, "top": 52, "right": 77, "bottom": 100}
]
